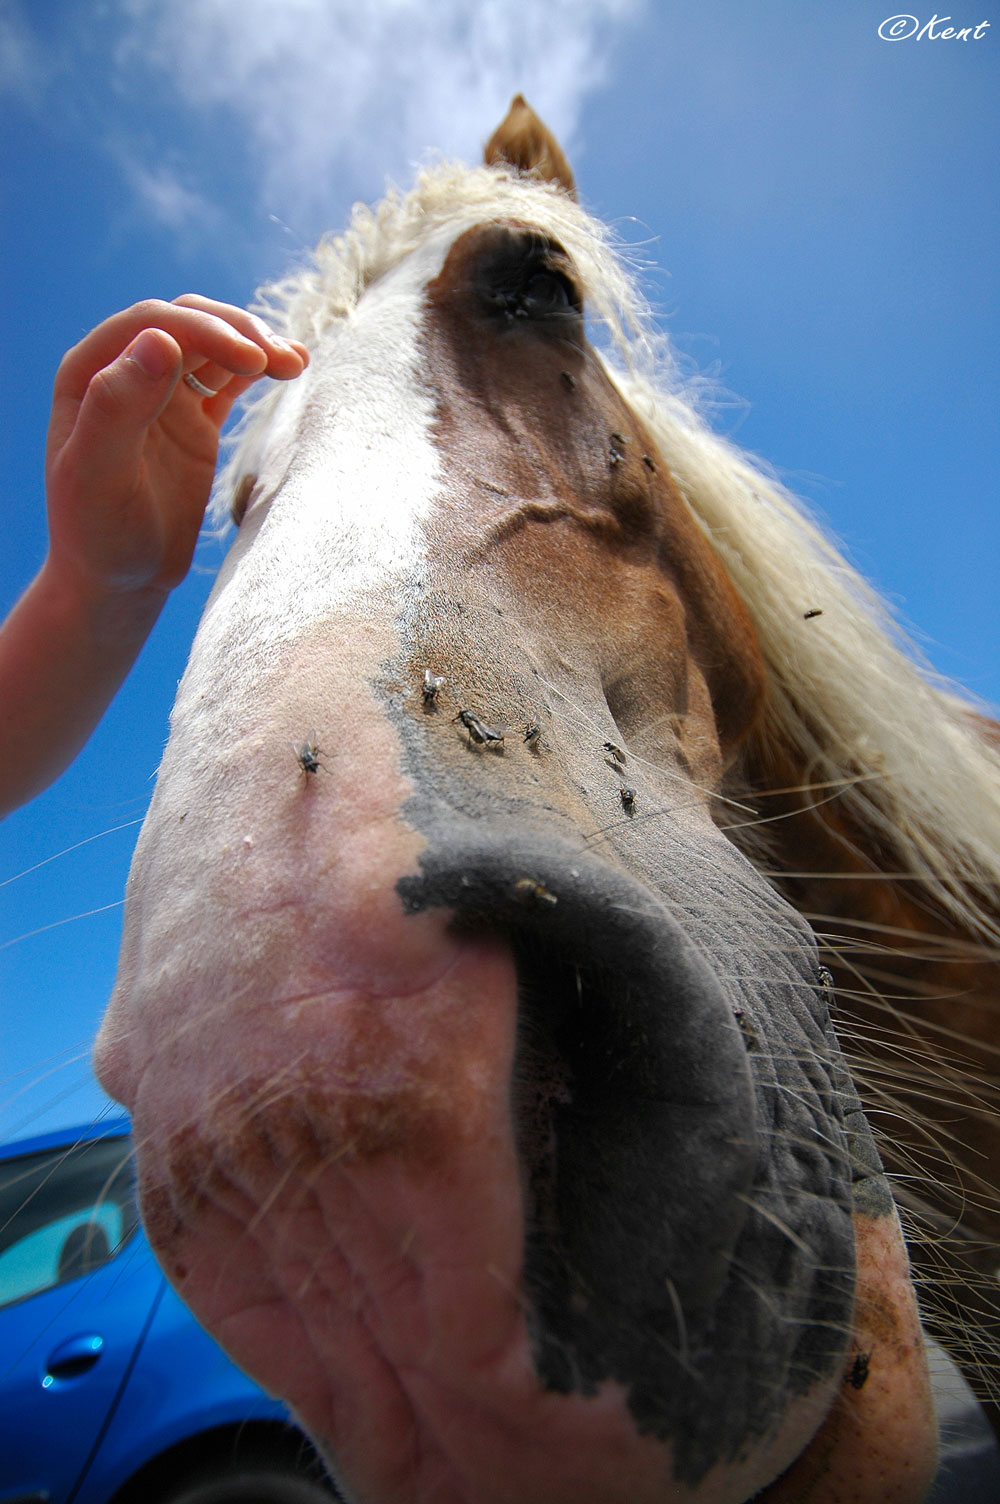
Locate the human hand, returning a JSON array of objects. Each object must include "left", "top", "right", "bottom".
[{"left": 44, "top": 294, "right": 309, "bottom": 601}]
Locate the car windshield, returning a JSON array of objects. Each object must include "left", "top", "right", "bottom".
[{"left": 0, "top": 1133, "right": 140, "bottom": 1309}]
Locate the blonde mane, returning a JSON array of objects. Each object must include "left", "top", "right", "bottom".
[{"left": 216, "top": 158, "right": 1000, "bottom": 941}]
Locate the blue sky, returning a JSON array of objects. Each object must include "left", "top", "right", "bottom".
[{"left": 1, "top": 0, "right": 997, "bottom": 1144}]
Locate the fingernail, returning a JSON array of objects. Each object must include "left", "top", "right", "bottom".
[
  {"left": 126, "top": 329, "right": 174, "bottom": 380},
  {"left": 270, "top": 336, "right": 298, "bottom": 354}
]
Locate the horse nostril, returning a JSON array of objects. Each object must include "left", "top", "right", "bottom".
[
  {"left": 397, "top": 822, "right": 761, "bottom": 1333},
  {"left": 394, "top": 816, "right": 863, "bottom": 1467},
  {"left": 600, "top": 666, "right": 662, "bottom": 747}
]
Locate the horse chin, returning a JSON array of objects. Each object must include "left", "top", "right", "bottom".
[{"left": 123, "top": 1049, "right": 935, "bottom": 1504}]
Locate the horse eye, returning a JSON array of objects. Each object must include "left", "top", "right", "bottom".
[
  {"left": 521, "top": 270, "right": 575, "bottom": 316},
  {"left": 483, "top": 238, "right": 581, "bottom": 324},
  {"left": 231, "top": 473, "right": 258, "bottom": 527}
]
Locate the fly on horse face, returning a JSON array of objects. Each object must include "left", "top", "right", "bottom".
[{"left": 95, "top": 98, "right": 1000, "bottom": 1504}]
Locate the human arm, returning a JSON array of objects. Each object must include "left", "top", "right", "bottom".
[{"left": 0, "top": 295, "right": 308, "bottom": 817}]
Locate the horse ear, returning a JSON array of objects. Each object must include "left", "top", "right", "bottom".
[{"left": 484, "top": 94, "right": 577, "bottom": 199}]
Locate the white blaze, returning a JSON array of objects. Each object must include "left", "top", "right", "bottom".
[
  {"left": 104, "top": 230, "right": 463, "bottom": 1044},
  {"left": 187, "top": 231, "right": 456, "bottom": 689}
]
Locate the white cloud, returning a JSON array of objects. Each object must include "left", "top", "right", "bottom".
[
  {"left": 0, "top": 0, "right": 46, "bottom": 103},
  {"left": 118, "top": 158, "right": 224, "bottom": 234},
  {"left": 113, "top": 0, "right": 641, "bottom": 232}
]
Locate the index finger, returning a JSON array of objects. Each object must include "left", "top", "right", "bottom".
[
  {"left": 173, "top": 294, "right": 309, "bottom": 378},
  {"left": 54, "top": 299, "right": 272, "bottom": 405}
]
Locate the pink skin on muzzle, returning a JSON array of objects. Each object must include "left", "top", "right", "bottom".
[{"left": 95, "top": 656, "right": 938, "bottom": 1504}]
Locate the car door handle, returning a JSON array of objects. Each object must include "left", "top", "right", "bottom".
[{"left": 44, "top": 1333, "right": 105, "bottom": 1381}]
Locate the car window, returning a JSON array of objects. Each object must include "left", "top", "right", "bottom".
[{"left": 0, "top": 1134, "right": 140, "bottom": 1309}]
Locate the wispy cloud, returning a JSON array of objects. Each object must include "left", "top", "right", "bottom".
[
  {"left": 113, "top": 0, "right": 642, "bottom": 234},
  {"left": 117, "top": 157, "right": 225, "bottom": 235},
  {"left": 0, "top": 0, "right": 47, "bottom": 104}
]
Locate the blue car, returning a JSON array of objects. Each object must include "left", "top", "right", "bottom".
[{"left": 0, "top": 1118, "right": 338, "bottom": 1504}]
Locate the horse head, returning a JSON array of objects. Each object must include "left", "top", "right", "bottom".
[{"left": 96, "top": 98, "right": 1000, "bottom": 1503}]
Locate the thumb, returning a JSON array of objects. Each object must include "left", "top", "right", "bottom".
[
  {"left": 63, "top": 328, "right": 183, "bottom": 491},
  {"left": 90, "top": 326, "right": 183, "bottom": 428},
  {"left": 119, "top": 327, "right": 184, "bottom": 412}
]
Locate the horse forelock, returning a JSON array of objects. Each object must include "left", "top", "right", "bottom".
[
  {"left": 213, "top": 156, "right": 1000, "bottom": 946},
  {"left": 212, "top": 160, "right": 660, "bottom": 521}
]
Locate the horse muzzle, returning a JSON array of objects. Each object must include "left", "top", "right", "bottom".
[{"left": 97, "top": 754, "right": 936, "bottom": 1504}]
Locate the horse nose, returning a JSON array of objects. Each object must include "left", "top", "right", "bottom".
[
  {"left": 393, "top": 818, "right": 761, "bottom": 1334},
  {"left": 100, "top": 788, "right": 877, "bottom": 1501}
]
